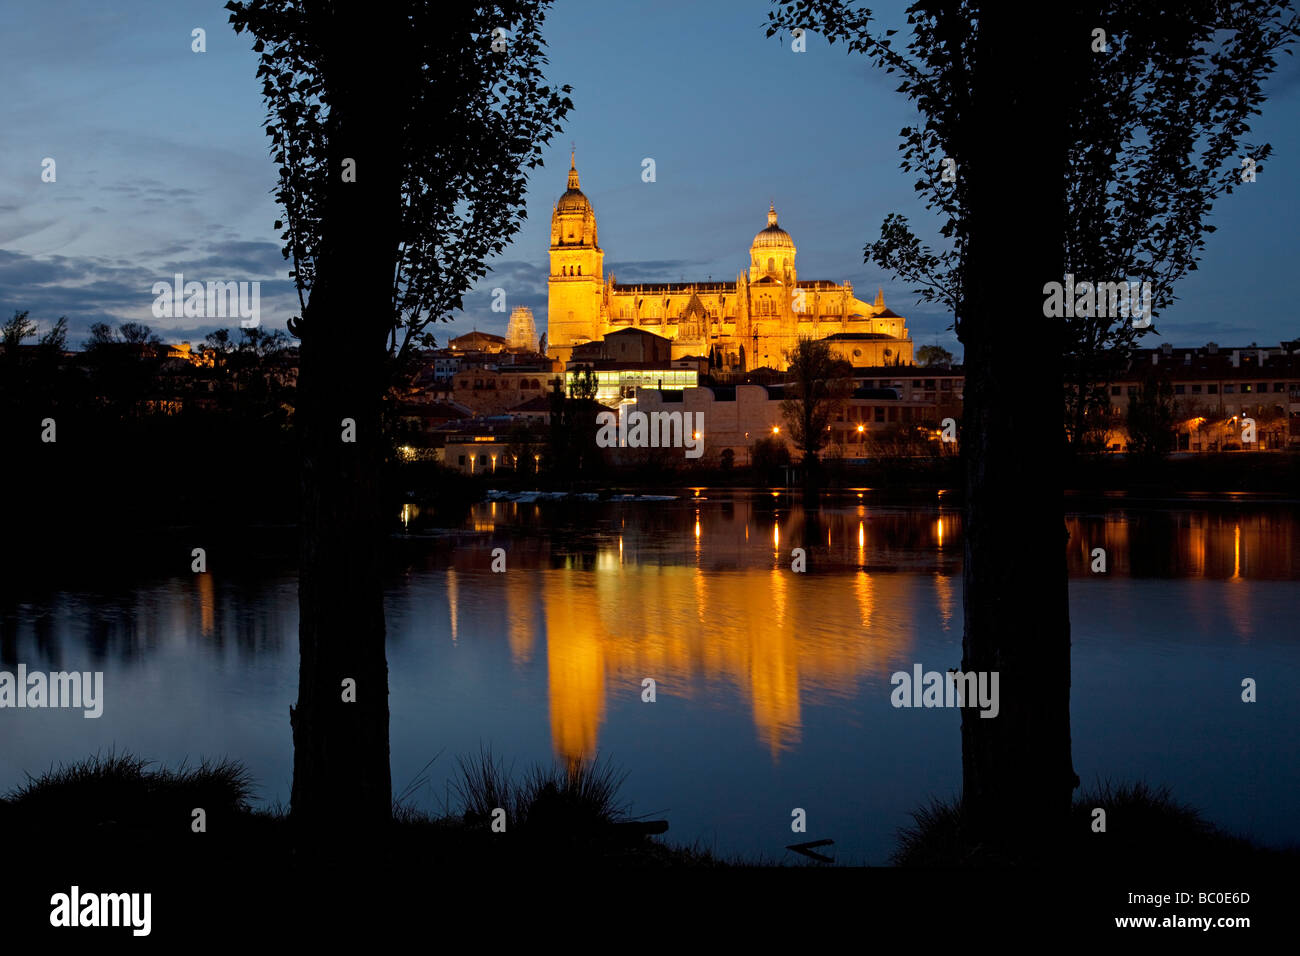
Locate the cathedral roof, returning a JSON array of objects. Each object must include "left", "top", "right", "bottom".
[
  {"left": 556, "top": 152, "right": 592, "bottom": 215},
  {"left": 611, "top": 281, "right": 735, "bottom": 293},
  {"left": 752, "top": 203, "right": 795, "bottom": 250},
  {"left": 682, "top": 292, "right": 708, "bottom": 317}
]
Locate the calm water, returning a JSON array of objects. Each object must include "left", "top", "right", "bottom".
[{"left": 3, "top": 491, "right": 1299, "bottom": 864}]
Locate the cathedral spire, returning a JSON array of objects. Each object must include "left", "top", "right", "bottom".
[
  {"left": 875, "top": 288, "right": 885, "bottom": 309},
  {"left": 568, "top": 149, "right": 580, "bottom": 190},
  {"left": 767, "top": 202, "right": 778, "bottom": 227}
]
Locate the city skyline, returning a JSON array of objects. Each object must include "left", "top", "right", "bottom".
[{"left": 3, "top": 0, "right": 1299, "bottom": 357}]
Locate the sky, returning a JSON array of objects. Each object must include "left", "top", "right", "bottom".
[{"left": 2, "top": 0, "right": 1299, "bottom": 360}]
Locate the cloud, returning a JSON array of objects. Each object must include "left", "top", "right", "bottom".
[
  {"left": 0, "top": 245, "right": 298, "bottom": 343},
  {"left": 605, "top": 259, "right": 693, "bottom": 280},
  {"left": 160, "top": 240, "right": 286, "bottom": 277}
]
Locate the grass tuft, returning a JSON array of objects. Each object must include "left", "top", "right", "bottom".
[
  {"left": 450, "top": 746, "right": 631, "bottom": 835},
  {"left": 3, "top": 749, "right": 254, "bottom": 832},
  {"left": 891, "top": 779, "right": 1292, "bottom": 867}
]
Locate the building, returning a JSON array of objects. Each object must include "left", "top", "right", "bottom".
[
  {"left": 546, "top": 153, "right": 914, "bottom": 369},
  {"left": 572, "top": 327, "right": 671, "bottom": 365},
  {"left": 565, "top": 327, "right": 697, "bottom": 405},
  {"left": 445, "top": 365, "right": 556, "bottom": 416},
  {"left": 627, "top": 370, "right": 961, "bottom": 465},
  {"left": 448, "top": 330, "right": 508, "bottom": 353},
  {"left": 506, "top": 306, "right": 539, "bottom": 352},
  {"left": 1100, "top": 341, "right": 1300, "bottom": 451},
  {"left": 565, "top": 363, "right": 699, "bottom": 407}
]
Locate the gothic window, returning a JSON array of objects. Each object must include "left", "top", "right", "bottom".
[
  {"left": 577, "top": 266, "right": 581, "bottom": 275},
  {"left": 768, "top": 257, "right": 775, "bottom": 272}
]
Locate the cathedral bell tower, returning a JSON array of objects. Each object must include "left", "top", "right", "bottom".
[{"left": 547, "top": 152, "right": 604, "bottom": 364}]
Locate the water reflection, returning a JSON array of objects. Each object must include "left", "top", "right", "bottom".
[
  {"left": 408, "top": 496, "right": 1294, "bottom": 765},
  {"left": 536, "top": 563, "right": 918, "bottom": 761},
  {"left": 1064, "top": 510, "right": 1299, "bottom": 579},
  {"left": 2, "top": 492, "right": 1298, "bottom": 860}
]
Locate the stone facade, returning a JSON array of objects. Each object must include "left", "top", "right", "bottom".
[{"left": 546, "top": 155, "right": 913, "bottom": 370}]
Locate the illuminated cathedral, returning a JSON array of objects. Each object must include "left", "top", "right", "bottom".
[{"left": 545, "top": 154, "right": 913, "bottom": 370}]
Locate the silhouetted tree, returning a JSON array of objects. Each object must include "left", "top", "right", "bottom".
[
  {"left": 780, "top": 337, "right": 853, "bottom": 503},
  {"left": 769, "top": 0, "right": 1298, "bottom": 860},
  {"left": 751, "top": 435, "right": 791, "bottom": 484},
  {"left": 119, "top": 322, "right": 162, "bottom": 349},
  {"left": 78, "top": 321, "right": 165, "bottom": 417},
  {"left": 227, "top": 0, "right": 571, "bottom": 837},
  {"left": 546, "top": 373, "right": 601, "bottom": 481},
  {"left": 37, "top": 317, "right": 68, "bottom": 356},
  {"left": 567, "top": 366, "right": 597, "bottom": 401},
  {"left": 1126, "top": 372, "right": 1176, "bottom": 458},
  {"left": 1, "top": 310, "right": 37, "bottom": 357},
  {"left": 916, "top": 344, "right": 953, "bottom": 368}
]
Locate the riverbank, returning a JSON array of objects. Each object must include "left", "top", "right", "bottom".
[
  {"left": 8, "top": 751, "right": 1292, "bottom": 872},
  {"left": 400, "top": 451, "right": 1300, "bottom": 505},
  {"left": 5, "top": 454, "right": 1295, "bottom": 586},
  {"left": 5, "top": 751, "right": 1294, "bottom": 942},
  {"left": 9, "top": 443, "right": 1295, "bottom": 561}
]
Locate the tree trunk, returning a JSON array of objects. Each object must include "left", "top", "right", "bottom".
[
  {"left": 957, "top": 0, "right": 1080, "bottom": 860},
  {"left": 289, "top": 1, "right": 405, "bottom": 841}
]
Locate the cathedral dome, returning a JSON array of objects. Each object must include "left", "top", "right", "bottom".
[
  {"left": 556, "top": 188, "right": 591, "bottom": 215},
  {"left": 752, "top": 203, "right": 794, "bottom": 250},
  {"left": 556, "top": 154, "right": 592, "bottom": 215}
]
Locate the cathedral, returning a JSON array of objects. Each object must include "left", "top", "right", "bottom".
[{"left": 545, "top": 155, "right": 913, "bottom": 370}]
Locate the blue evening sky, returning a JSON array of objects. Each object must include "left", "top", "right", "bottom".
[{"left": 2, "top": 0, "right": 1298, "bottom": 359}]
